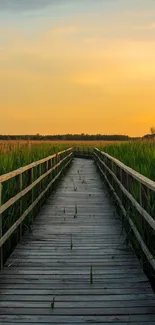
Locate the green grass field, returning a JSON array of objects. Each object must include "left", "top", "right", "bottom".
[
  {"left": 1, "top": 140, "right": 155, "bottom": 180},
  {"left": 0, "top": 141, "right": 69, "bottom": 175}
]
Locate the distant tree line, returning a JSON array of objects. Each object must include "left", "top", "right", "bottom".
[
  {"left": 0, "top": 134, "right": 131, "bottom": 141},
  {"left": 142, "top": 127, "right": 155, "bottom": 140}
]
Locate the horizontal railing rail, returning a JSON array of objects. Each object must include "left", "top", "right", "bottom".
[
  {"left": 73, "top": 146, "right": 93, "bottom": 158},
  {"left": 94, "top": 148, "right": 155, "bottom": 272},
  {"left": 0, "top": 148, "right": 73, "bottom": 269}
]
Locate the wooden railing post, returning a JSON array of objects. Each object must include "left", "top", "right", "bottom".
[
  {"left": 45, "top": 160, "right": 48, "bottom": 192},
  {"left": 17, "top": 174, "right": 23, "bottom": 240},
  {"left": 60, "top": 153, "right": 63, "bottom": 173},
  {"left": 57, "top": 153, "right": 60, "bottom": 174},
  {"left": 139, "top": 182, "right": 142, "bottom": 206},
  {"left": 49, "top": 158, "right": 53, "bottom": 190},
  {"left": 126, "top": 172, "right": 129, "bottom": 191},
  {"left": 58, "top": 153, "right": 61, "bottom": 173},
  {"left": 62, "top": 152, "right": 64, "bottom": 170},
  {"left": 63, "top": 152, "right": 65, "bottom": 172},
  {"left": 28, "top": 168, "right": 34, "bottom": 221},
  {"left": 55, "top": 154, "right": 57, "bottom": 175},
  {"left": 38, "top": 164, "right": 42, "bottom": 209},
  {"left": 53, "top": 156, "right": 56, "bottom": 178},
  {"left": 0, "top": 183, "right": 3, "bottom": 269},
  {"left": 111, "top": 160, "right": 114, "bottom": 188},
  {"left": 46, "top": 160, "right": 49, "bottom": 172},
  {"left": 128, "top": 174, "right": 133, "bottom": 195},
  {"left": 119, "top": 167, "right": 123, "bottom": 202}
]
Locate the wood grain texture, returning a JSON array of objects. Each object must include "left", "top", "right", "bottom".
[{"left": 0, "top": 158, "right": 155, "bottom": 324}]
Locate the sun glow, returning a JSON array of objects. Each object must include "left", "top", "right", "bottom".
[{"left": 0, "top": 1, "right": 155, "bottom": 136}]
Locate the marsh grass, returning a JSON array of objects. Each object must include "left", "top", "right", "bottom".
[
  {"left": 102, "top": 141, "right": 155, "bottom": 181},
  {"left": 0, "top": 142, "right": 68, "bottom": 176}
]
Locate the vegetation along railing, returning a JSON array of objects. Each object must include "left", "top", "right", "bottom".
[
  {"left": 73, "top": 146, "right": 93, "bottom": 158},
  {"left": 94, "top": 148, "right": 155, "bottom": 277},
  {"left": 0, "top": 148, "right": 73, "bottom": 269}
]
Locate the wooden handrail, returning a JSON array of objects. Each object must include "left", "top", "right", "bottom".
[
  {"left": 0, "top": 148, "right": 72, "bottom": 183},
  {"left": 94, "top": 152, "right": 155, "bottom": 231},
  {"left": 94, "top": 148, "right": 155, "bottom": 272},
  {"left": 0, "top": 148, "right": 73, "bottom": 268},
  {"left": 94, "top": 148, "right": 155, "bottom": 192}
]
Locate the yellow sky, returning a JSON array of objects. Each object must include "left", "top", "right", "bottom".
[{"left": 1, "top": 1, "right": 155, "bottom": 136}]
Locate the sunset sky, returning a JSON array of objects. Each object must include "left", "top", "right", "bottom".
[{"left": 0, "top": 0, "right": 155, "bottom": 136}]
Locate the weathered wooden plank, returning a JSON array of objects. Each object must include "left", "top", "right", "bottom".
[
  {"left": 2, "top": 323, "right": 155, "bottom": 325},
  {"left": 1, "top": 300, "right": 155, "bottom": 308},
  {"left": 0, "top": 268, "right": 143, "bottom": 275},
  {"left": 0, "top": 283, "right": 151, "bottom": 290},
  {"left": 0, "top": 266, "right": 145, "bottom": 274},
  {"left": 0, "top": 288, "right": 152, "bottom": 295},
  {"left": 1, "top": 293, "right": 154, "bottom": 301},
  {"left": 1, "top": 320, "right": 154, "bottom": 325},
  {"left": 0, "top": 306, "right": 155, "bottom": 315},
  {"left": 0, "top": 275, "right": 149, "bottom": 285},
  {"left": 0, "top": 248, "right": 136, "bottom": 257},
  {"left": 0, "top": 315, "right": 155, "bottom": 324}
]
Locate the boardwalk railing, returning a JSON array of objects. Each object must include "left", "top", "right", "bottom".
[
  {"left": 94, "top": 148, "right": 155, "bottom": 273},
  {"left": 0, "top": 148, "right": 73, "bottom": 269},
  {"left": 73, "top": 146, "right": 93, "bottom": 158}
]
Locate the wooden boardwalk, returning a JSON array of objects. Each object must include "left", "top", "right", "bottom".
[{"left": 0, "top": 158, "right": 155, "bottom": 324}]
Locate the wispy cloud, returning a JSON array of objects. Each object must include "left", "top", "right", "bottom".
[
  {"left": 52, "top": 26, "right": 78, "bottom": 35},
  {"left": 0, "top": 0, "right": 58, "bottom": 11},
  {"left": 134, "top": 23, "right": 155, "bottom": 30}
]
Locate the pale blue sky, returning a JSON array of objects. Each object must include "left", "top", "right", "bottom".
[
  {"left": 1, "top": 1, "right": 155, "bottom": 23},
  {"left": 1, "top": 0, "right": 155, "bottom": 40}
]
